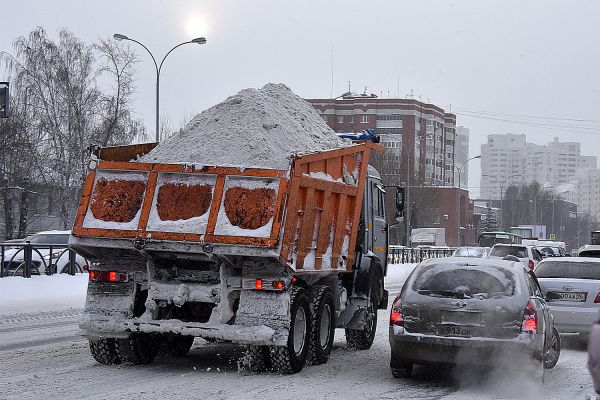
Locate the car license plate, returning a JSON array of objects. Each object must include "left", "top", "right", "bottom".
[
  {"left": 555, "top": 292, "right": 586, "bottom": 302},
  {"left": 439, "top": 325, "right": 472, "bottom": 337}
]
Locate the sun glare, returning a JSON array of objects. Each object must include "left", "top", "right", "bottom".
[{"left": 185, "top": 15, "right": 209, "bottom": 38}]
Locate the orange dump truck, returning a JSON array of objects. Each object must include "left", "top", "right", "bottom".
[{"left": 71, "top": 140, "right": 392, "bottom": 373}]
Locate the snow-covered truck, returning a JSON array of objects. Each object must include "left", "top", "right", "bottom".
[{"left": 70, "top": 140, "right": 391, "bottom": 373}]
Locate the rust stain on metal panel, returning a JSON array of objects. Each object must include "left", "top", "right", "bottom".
[{"left": 89, "top": 178, "right": 146, "bottom": 223}]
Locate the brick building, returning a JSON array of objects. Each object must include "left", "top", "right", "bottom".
[
  {"left": 307, "top": 93, "right": 472, "bottom": 245},
  {"left": 307, "top": 92, "right": 458, "bottom": 187},
  {"left": 409, "top": 186, "right": 477, "bottom": 247}
]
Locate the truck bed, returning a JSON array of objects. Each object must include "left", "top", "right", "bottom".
[{"left": 72, "top": 142, "right": 382, "bottom": 272}]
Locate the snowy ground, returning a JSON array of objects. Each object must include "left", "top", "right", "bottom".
[{"left": 0, "top": 263, "right": 597, "bottom": 400}]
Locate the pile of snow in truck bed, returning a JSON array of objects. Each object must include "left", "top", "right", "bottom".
[{"left": 139, "top": 83, "right": 349, "bottom": 169}]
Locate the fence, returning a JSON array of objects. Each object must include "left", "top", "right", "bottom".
[
  {"left": 388, "top": 245, "right": 455, "bottom": 264},
  {"left": 0, "top": 242, "right": 87, "bottom": 278}
]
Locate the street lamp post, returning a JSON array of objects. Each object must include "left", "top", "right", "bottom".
[
  {"left": 113, "top": 34, "right": 207, "bottom": 143},
  {"left": 456, "top": 155, "right": 481, "bottom": 246}
]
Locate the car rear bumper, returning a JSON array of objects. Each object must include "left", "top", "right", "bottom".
[
  {"left": 549, "top": 304, "right": 598, "bottom": 334},
  {"left": 389, "top": 326, "right": 542, "bottom": 366}
]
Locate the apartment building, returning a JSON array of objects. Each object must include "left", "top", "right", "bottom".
[
  {"left": 307, "top": 92, "right": 457, "bottom": 187},
  {"left": 480, "top": 134, "right": 597, "bottom": 200}
]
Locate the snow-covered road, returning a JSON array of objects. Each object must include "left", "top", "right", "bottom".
[{"left": 0, "top": 264, "right": 597, "bottom": 400}]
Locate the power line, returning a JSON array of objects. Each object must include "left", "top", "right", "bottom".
[
  {"left": 455, "top": 112, "right": 600, "bottom": 135},
  {"left": 454, "top": 107, "right": 600, "bottom": 124}
]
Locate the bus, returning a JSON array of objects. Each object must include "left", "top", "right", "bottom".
[{"left": 478, "top": 231, "right": 523, "bottom": 248}]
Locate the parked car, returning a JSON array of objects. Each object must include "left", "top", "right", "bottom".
[
  {"left": 389, "top": 257, "right": 560, "bottom": 379},
  {"left": 535, "top": 257, "right": 600, "bottom": 344},
  {"left": 488, "top": 244, "right": 543, "bottom": 270},
  {"left": 1, "top": 230, "right": 88, "bottom": 276},
  {"left": 452, "top": 246, "right": 489, "bottom": 258}
]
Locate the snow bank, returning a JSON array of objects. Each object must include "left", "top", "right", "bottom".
[
  {"left": 0, "top": 274, "right": 88, "bottom": 316},
  {"left": 139, "top": 83, "right": 349, "bottom": 169},
  {"left": 386, "top": 263, "right": 418, "bottom": 286}
]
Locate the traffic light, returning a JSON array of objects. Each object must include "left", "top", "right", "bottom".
[{"left": 0, "top": 82, "right": 8, "bottom": 118}]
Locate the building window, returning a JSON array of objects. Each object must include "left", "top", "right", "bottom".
[
  {"left": 337, "top": 116, "right": 344, "bottom": 124},
  {"left": 360, "top": 115, "right": 369, "bottom": 123}
]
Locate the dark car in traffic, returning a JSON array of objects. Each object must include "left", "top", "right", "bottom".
[{"left": 389, "top": 257, "right": 560, "bottom": 379}]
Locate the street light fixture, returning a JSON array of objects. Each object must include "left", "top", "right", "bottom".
[
  {"left": 456, "top": 155, "right": 481, "bottom": 246},
  {"left": 113, "top": 33, "right": 207, "bottom": 142}
]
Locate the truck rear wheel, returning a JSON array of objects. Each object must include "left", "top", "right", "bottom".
[
  {"left": 239, "top": 345, "right": 271, "bottom": 372},
  {"left": 165, "top": 335, "right": 195, "bottom": 357},
  {"left": 116, "top": 333, "right": 159, "bottom": 365},
  {"left": 307, "top": 285, "right": 335, "bottom": 365},
  {"left": 89, "top": 338, "right": 120, "bottom": 365},
  {"left": 270, "top": 287, "right": 310, "bottom": 374}
]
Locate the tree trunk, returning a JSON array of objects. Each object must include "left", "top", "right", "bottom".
[
  {"left": 18, "top": 187, "right": 29, "bottom": 238},
  {"left": 2, "top": 189, "right": 15, "bottom": 240}
]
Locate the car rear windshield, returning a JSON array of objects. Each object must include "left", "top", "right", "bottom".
[
  {"left": 535, "top": 261, "right": 600, "bottom": 280},
  {"left": 28, "top": 234, "right": 70, "bottom": 245},
  {"left": 491, "top": 246, "right": 527, "bottom": 258},
  {"left": 412, "top": 264, "right": 516, "bottom": 299}
]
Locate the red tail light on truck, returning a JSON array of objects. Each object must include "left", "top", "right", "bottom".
[{"left": 89, "top": 270, "right": 128, "bottom": 283}]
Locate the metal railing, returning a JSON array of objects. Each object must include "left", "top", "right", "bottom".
[
  {"left": 0, "top": 242, "right": 87, "bottom": 278},
  {"left": 388, "top": 246, "right": 455, "bottom": 264}
]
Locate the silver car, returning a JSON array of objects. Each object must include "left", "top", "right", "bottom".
[
  {"left": 389, "top": 257, "right": 560, "bottom": 379},
  {"left": 488, "top": 244, "right": 544, "bottom": 270},
  {"left": 452, "top": 246, "right": 489, "bottom": 258},
  {"left": 535, "top": 257, "right": 600, "bottom": 342}
]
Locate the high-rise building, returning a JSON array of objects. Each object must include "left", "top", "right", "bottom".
[
  {"left": 480, "top": 134, "right": 597, "bottom": 200},
  {"left": 454, "top": 126, "right": 470, "bottom": 188},
  {"left": 307, "top": 92, "right": 458, "bottom": 187}
]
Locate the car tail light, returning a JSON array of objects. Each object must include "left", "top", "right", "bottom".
[
  {"left": 521, "top": 299, "right": 538, "bottom": 334},
  {"left": 390, "top": 296, "right": 404, "bottom": 327},
  {"left": 528, "top": 260, "right": 534, "bottom": 270},
  {"left": 594, "top": 293, "right": 600, "bottom": 303},
  {"left": 89, "top": 270, "right": 128, "bottom": 282}
]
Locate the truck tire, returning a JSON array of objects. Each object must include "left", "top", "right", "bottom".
[
  {"left": 270, "top": 287, "right": 310, "bottom": 374},
  {"left": 345, "top": 269, "right": 380, "bottom": 350},
  {"left": 165, "top": 335, "right": 195, "bottom": 357},
  {"left": 116, "top": 333, "right": 159, "bottom": 365},
  {"left": 239, "top": 345, "right": 271, "bottom": 372},
  {"left": 307, "top": 285, "right": 335, "bottom": 365},
  {"left": 89, "top": 338, "right": 121, "bottom": 365}
]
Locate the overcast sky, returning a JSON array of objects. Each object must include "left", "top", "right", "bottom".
[{"left": 1, "top": 0, "right": 599, "bottom": 196}]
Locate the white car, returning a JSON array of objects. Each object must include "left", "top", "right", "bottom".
[
  {"left": 488, "top": 244, "right": 543, "bottom": 270},
  {"left": 2, "top": 230, "right": 89, "bottom": 276},
  {"left": 535, "top": 257, "right": 600, "bottom": 343}
]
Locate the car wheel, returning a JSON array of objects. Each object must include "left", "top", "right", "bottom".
[
  {"left": 60, "top": 262, "right": 83, "bottom": 274},
  {"left": 391, "top": 357, "right": 413, "bottom": 378},
  {"left": 12, "top": 263, "right": 41, "bottom": 277},
  {"left": 544, "top": 327, "right": 561, "bottom": 369}
]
